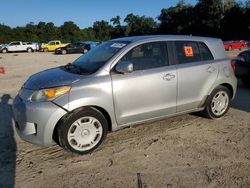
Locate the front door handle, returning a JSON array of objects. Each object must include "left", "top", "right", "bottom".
[
  {"left": 163, "top": 73, "right": 175, "bottom": 81},
  {"left": 207, "top": 66, "right": 216, "bottom": 73}
]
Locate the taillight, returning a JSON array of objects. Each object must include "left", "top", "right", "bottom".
[{"left": 231, "top": 60, "right": 236, "bottom": 73}]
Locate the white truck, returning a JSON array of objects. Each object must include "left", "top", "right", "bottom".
[{"left": 0, "top": 41, "right": 39, "bottom": 53}]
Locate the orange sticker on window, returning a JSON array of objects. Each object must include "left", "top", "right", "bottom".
[{"left": 184, "top": 46, "right": 193, "bottom": 57}]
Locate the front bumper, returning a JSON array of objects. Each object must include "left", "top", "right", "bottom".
[
  {"left": 12, "top": 95, "right": 67, "bottom": 146},
  {"left": 54, "top": 49, "right": 62, "bottom": 54}
]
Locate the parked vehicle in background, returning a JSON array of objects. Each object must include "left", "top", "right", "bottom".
[
  {"left": 82, "top": 41, "right": 98, "bottom": 49},
  {"left": 13, "top": 35, "right": 237, "bottom": 155},
  {"left": 0, "top": 41, "right": 38, "bottom": 53},
  {"left": 55, "top": 42, "right": 91, "bottom": 55},
  {"left": 224, "top": 40, "right": 248, "bottom": 51},
  {"left": 33, "top": 42, "right": 43, "bottom": 51},
  {"left": 232, "top": 49, "right": 250, "bottom": 86},
  {"left": 41, "top": 40, "right": 68, "bottom": 52}
]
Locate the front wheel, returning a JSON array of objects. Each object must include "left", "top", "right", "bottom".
[
  {"left": 27, "top": 48, "right": 32, "bottom": 53},
  {"left": 202, "top": 86, "right": 231, "bottom": 119},
  {"left": 43, "top": 48, "right": 48, "bottom": 52},
  {"left": 1, "top": 48, "right": 7, "bottom": 53},
  {"left": 57, "top": 108, "right": 108, "bottom": 155}
]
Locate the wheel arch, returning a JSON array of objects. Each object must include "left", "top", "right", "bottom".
[
  {"left": 219, "top": 83, "right": 234, "bottom": 98},
  {"left": 52, "top": 105, "right": 112, "bottom": 144},
  {"left": 201, "top": 82, "right": 235, "bottom": 109}
]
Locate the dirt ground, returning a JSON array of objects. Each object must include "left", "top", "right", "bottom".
[{"left": 0, "top": 51, "right": 249, "bottom": 188}]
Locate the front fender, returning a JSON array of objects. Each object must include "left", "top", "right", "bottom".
[{"left": 67, "top": 75, "right": 118, "bottom": 130}]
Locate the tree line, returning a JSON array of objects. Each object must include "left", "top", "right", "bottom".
[{"left": 1, "top": 0, "right": 250, "bottom": 43}]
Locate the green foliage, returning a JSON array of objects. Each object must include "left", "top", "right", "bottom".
[
  {"left": 93, "top": 20, "right": 113, "bottom": 41},
  {"left": 124, "top": 13, "right": 157, "bottom": 36},
  {"left": 59, "top": 21, "right": 81, "bottom": 42},
  {"left": 158, "top": 0, "right": 250, "bottom": 39},
  {"left": 0, "top": 1, "right": 250, "bottom": 43},
  {"left": 158, "top": 3, "right": 194, "bottom": 34}
]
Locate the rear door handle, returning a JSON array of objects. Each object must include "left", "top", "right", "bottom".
[
  {"left": 207, "top": 66, "right": 216, "bottom": 73},
  {"left": 163, "top": 73, "right": 175, "bottom": 81}
]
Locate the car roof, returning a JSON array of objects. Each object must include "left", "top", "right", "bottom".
[{"left": 111, "top": 35, "right": 221, "bottom": 43}]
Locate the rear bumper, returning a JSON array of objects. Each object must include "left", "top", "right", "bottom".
[{"left": 12, "top": 95, "right": 67, "bottom": 146}]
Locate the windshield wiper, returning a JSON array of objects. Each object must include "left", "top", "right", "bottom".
[{"left": 62, "top": 63, "right": 89, "bottom": 75}]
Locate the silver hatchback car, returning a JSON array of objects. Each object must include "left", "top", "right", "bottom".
[{"left": 13, "top": 35, "right": 237, "bottom": 154}]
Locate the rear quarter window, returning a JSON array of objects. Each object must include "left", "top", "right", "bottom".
[{"left": 198, "top": 42, "right": 214, "bottom": 61}]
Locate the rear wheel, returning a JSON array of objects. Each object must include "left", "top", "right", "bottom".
[
  {"left": 57, "top": 108, "right": 108, "bottom": 155},
  {"left": 202, "top": 86, "right": 231, "bottom": 119}
]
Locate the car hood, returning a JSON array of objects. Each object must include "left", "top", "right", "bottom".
[
  {"left": 1, "top": 44, "right": 8, "bottom": 48},
  {"left": 23, "top": 67, "right": 81, "bottom": 90}
]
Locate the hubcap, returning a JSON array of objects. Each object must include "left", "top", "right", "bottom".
[
  {"left": 67, "top": 116, "right": 103, "bottom": 151},
  {"left": 211, "top": 91, "right": 229, "bottom": 116}
]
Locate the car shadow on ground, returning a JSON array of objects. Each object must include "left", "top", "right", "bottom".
[
  {"left": 0, "top": 94, "right": 16, "bottom": 188},
  {"left": 231, "top": 79, "right": 250, "bottom": 112}
]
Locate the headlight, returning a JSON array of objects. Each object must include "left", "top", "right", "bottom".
[{"left": 31, "top": 86, "right": 71, "bottom": 102}]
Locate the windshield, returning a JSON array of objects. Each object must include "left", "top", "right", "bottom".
[
  {"left": 73, "top": 41, "right": 130, "bottom": 74},
  {"left": 48, "top": 41, "right": 55, "bottom": 45}
]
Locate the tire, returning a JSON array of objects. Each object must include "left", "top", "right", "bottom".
[
  {"left": 57, "top": 107, "right": 108, "bottom": 155},
  {"left": 27, "top": 48, "right": 32, "bottom": 53},
  {"left": 202, "top": 86, "right": 231, "bottom": 119},
  {"left": 61, "top": 50, "right": 67, "bottom": 55},
  {"left": 43, "top": 48, "right": 48, "bottom": 52},
  {"left": 241, "top": 77, "right": 250, "bottom": 87},
  {"left": 1, "top": 48, "right": 7, "bottom": 53}
]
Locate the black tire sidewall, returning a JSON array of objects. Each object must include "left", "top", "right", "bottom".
[
  {"left": 58, "top": 108, "right": 108, "bottom": 155},
  {"left": 205, "top": 86, "right": 231, "bottom": 119}
]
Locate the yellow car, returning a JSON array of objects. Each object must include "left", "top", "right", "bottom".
[{"left": 41, "top": 40, "right": 68, "bottom": 52}]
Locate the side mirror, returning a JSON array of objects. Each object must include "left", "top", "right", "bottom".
[{"left": 115, "top": 61, "right": 133, "bottom": 73}]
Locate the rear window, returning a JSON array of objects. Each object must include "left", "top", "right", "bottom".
[
  {"left": 239, "top": 51, "right": 250, "bottom": 62},
  {"left": 175, "top": 41, "right": 214, "bottom": 64}
]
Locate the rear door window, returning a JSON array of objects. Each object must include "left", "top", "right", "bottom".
[{"left": 175, "top": 41, "right": 213, "bottom": 64}]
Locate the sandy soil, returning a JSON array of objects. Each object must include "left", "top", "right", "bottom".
[{"left": 0, "top": 51, "right": 249, "bottom": 188}]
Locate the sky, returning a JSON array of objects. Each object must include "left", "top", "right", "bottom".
[
  {"left": 0, "top": 0, "right": 247, "bottom": 29},
  {"left": 0, "top": 0, "right": 199, "bottom": 28}
]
